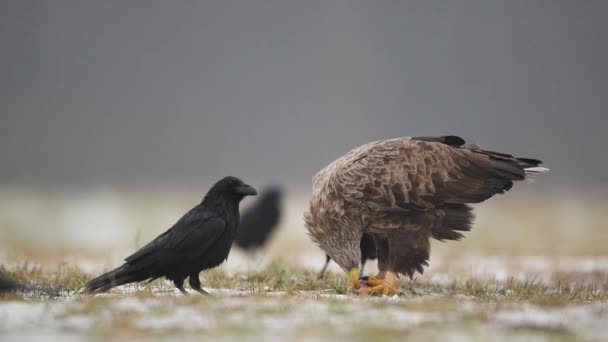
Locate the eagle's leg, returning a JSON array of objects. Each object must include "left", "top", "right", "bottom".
[
  {"left": 318, "top": 254, "right": 331, "bottom": 279},
  {"left": 347, "top": 268, "right": 361, "bottom": 292},
  {"left": 375, "top": 270, "right": 387, "bottom": 279},
  {"left": 358, "top": 271, "right": 399, "bottom": 296},
  {"left": 189, "top": 273, "right": 210, "bottom": 295},
  {"left": 362, "top": 228, "right": 431, "bottom": 296},
  {"left": 364, "top": 235, "right": 389, "bottom": 287}
]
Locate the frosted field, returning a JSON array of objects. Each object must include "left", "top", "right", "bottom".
[{"left": 1, "top": 186, "right": 607, "bottom": 341}]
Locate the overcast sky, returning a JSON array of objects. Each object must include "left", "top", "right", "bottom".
[{"left": 1, "top": 0, "right": 606, "bottom": 190}]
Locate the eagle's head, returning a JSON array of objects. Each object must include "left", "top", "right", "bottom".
[{"left": 304, "top": 205, "right": 362, "bottom": 273}]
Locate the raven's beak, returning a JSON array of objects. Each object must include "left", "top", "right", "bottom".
[{"left": 236, "top": 184, "right": 257, "bottom": 196}]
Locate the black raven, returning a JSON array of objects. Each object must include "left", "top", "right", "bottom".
[
  {"left": 318, "top": 234, "right": 377, "bottom": 278},
  {"left": 0, "top": 272, "right": 21, "bottom": 293},
  {"left": 85, "top": 176, "right": 257, "bottom": 295},
  {"left": 234, "top": 186, "right": 283, "bottom": 251}
]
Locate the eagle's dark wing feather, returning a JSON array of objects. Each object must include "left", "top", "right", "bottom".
[
  {"left": 334, "top": 137, "right": 529, "bottom": 214},
  {"left": 411, "top": 135, "right": 466, "bottom": 147}
]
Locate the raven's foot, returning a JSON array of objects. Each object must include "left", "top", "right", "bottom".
[
  {"left": 176, "top": 286, "right": 189, "bottom": 295},
  {"left": 193, "top": 287, "right": 210, "bottom": 295},
  {"left": 188, "top": 275, "right": 210, "bottom": 295}
]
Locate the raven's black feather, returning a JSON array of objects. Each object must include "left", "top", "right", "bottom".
[
  {"left": 85, "top": 176, "right": 257, "bottom": 295},
  {"left": 234, "top": 186, "right": 283, "bottom": 251},
  {"left": 0, "top": 273, "right": 21, "bottom": 292}
]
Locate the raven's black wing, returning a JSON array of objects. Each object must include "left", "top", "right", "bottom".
[
  {"left": 235, "top": 190, "right": 282, "bottom": 249},
  {"left": 125, "top": 207, "right": 226, "bottom": 268}
]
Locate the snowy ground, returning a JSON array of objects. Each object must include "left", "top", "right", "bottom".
[
  {"left": 2, "top": 290, "right": 607, "bottom": 341},
  {"left": 1, "top": 187, "right": 607, "bottom": 341}
]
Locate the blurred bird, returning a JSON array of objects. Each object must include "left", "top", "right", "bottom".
[
  {"left": 305, "top": 135, "right": 548, "bottom": 295},
  {"left": 0, "top": 272, "right": 21, "bottom": 293},
  {"left": 234, "top": 186, "right": 283, "bottom": 252},
  {"left": 318, "top": 234, "right": 377, "bottom": 278},
  {"left": 85, "top": 176, "right": 257, "bottom": 295}
]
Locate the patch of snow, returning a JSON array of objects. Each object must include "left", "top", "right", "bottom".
[
  {"left": 135, "top": 305, "right": 213, "bottom": 331},
  {"left": 494, "top": 303, "right": 608, "bottom": 340},
  {"left": 0, "top": 302, "right": 48, "bottom": 329},
  {"left": 0, "top": 301, "right": 93, "bottom": 336}
]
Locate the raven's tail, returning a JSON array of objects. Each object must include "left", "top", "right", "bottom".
[
  {"left": 84, "top": 264, "right": 150, "bottom": 294},
  {"left": 0, "top": 272, "right": 23, "bottom": 292}
]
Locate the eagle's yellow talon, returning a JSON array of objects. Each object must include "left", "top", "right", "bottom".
[
  {"left": 358, "top": 282, "right": 399, "bottom": 296},
  {"left": 364, "top": 276, "right": 384, "bottom": 287},
  {"left": 358, "top": 271, "right": 399, "bottom": 296}
]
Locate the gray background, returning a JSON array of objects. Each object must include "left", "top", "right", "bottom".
[{"left": 1, "top": 0, "right": 606, "bottom": 189}]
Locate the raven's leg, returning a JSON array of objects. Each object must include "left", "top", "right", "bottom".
[
  {"left": 173, "top": 278, "right": 188, "bottom": 295},
  {"left": 188, "top": 274, "right": 210, "bottom": 295},
  {"left": 318, "top": 254, "right": 331, "bottom": 279}
]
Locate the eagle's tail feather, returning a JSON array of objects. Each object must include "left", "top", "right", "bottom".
[
  {"left": 514, "top": 157, "right": 550, "bottom": 182},
  {"left": 476, "top": 149, "right": 549, "bottom": 184}
]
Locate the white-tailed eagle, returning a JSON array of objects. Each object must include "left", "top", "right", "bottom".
[{"left": 304, "top": 135, "right": 548, "bottom": 295}]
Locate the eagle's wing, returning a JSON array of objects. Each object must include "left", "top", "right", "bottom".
[{"left": 334, "top": 136, "right": 528, "bottom": 212}]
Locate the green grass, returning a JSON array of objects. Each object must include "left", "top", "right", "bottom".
[
  {"left": 1, "top": 261, "right": 607, "bottom": 341},
  {"left": 2, "top": 261, "right": 606, "bottom": 303}
]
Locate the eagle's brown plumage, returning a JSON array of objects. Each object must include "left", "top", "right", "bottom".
[{"left": 304, "top": 135, "right": 547, "bottom": 294}]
